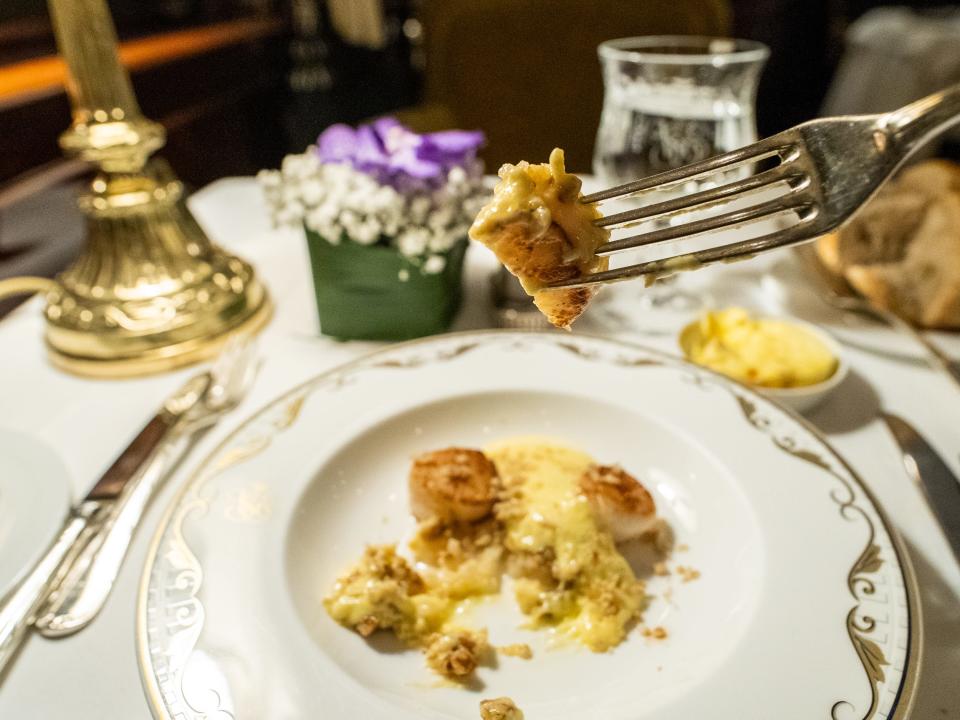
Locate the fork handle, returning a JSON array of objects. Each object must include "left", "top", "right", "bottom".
[
  {"left": 886, "top": 82, "right": 960, "bottom": 152},
  {"left": 0, "top": 503, "right": 99, "bottom": 677},
  {"left": 33, "top": 433, "right": 186, "bottom": 637}
]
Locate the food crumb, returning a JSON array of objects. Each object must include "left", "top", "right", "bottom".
[
  {"left": 657, "top": 665, "right": 663, "bottom": 672},
  {"left": 653, "top": 520, "right": 674, "bottom": 553},
  {"left": 653, "top": 561, "right": 669, "bottom": 576},
  {"left": 480, "top": 696, "right": 524, "bottom": 720},
  {"left": 642, "top": 626, "right": 668, "bottom": 640},
  {"left": 424, "top": 629, "right": 489, "bottom": 679},
  {"left": 499, "top": 643, "right": 533, "bottom": 659},
  {"left": 677, "top": 543, "right": 689, "bottom": 552},
  {"left": 676, "top": 565, "right": 700, "bottom": 582}
]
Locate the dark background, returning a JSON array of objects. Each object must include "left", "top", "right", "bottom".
[
  {"left": 1, "top": 0, "right": 952, "bottom": 182},
  {"left": 0, "top": 0, "right": 955, "bottom": 312}
]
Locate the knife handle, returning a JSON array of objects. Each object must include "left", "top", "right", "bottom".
[
  {"left": 87, "top": 413, "right": 172, "bottom": 500},
  {"left": 34, "top": 433, "right": 183, "bottom": 637},
  {"left": 0, "top": 503, "right": 99, "bottom": 678}
]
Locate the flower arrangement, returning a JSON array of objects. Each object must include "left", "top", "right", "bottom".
[
  {"left": 259, "top": 118, "right": 486, "bottom": 340},
  {"left": 261, "top": 118, "right": 486, "bottom": 275}
]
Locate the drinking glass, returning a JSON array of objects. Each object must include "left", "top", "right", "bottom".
[
  {"left": 594, "top": 36, "right": 769, "bottom": 184},
  {"left": 592, "top": 37, "right": 769, "bottom": 334}
]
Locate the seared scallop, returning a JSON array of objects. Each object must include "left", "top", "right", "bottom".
[
  {"left": 578, "top": 464, "right": 658, "bottom": 543},
  {"left": 409, "top": 448, "right": 499, "bottom": 524}
]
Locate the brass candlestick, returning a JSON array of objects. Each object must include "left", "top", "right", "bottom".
[{"left": 38, "top": 0, "right": 271, "bottom": 377}]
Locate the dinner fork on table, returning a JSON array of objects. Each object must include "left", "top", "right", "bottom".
[
  {"left": 549, "top": 82, "right": 960, "bottom": 289},
  {"left": 0, "top": 338, "right": 257, "bottom": 677},
  {"left": 32, "top": 338, "right": 258, "bottom": 638}
]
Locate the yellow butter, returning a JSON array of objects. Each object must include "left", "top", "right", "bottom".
[{"left": 680, "top": 308, "right": 837, "bottom": 388}]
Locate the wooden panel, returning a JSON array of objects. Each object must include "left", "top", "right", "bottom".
[
  {"left": 0, "top": 17, "right": 288, "bottom": 187},
  {"left": 0, "top": 16, "right": 284, "bottom": 108}
]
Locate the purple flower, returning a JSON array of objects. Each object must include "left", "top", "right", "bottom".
[
  {"left": 316, "top": 124, "right": 358, "bottom": 163},
  {"left": 315, "top": 118, "right": 485, "bottom": 192}
]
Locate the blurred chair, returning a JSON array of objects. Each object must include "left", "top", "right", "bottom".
[
  {"left": 397, "top": 0, "right": 731, "bottom": 171},
  {"left": 823, "top": 8, "right": 960, "bottom": 118},
  {"left": 822, "top": 7, "right": 960, "bottom": 159}
]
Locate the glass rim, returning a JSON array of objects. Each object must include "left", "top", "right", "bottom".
[{"left": 598, "top": 36, "right": 770, "bottom": 65}]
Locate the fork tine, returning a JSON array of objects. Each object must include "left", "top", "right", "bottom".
[
  {"left": 581, "top": 134, "right": 794, "bottom": 204},
  {"left": 548, "top": 218, "right": 817, "bottom": 289},
  {"left": 594, "top": 166, "right": 806, "bottom": 229},
  {"left": 208, "top": 334, "right": 256, "bottom": 397},
  {"left": 595, "top": 197, "right": 812, "bottom": 255}
]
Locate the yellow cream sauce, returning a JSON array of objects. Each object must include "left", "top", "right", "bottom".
[
  {"left": 326, "top": 438, "right": 647, "bottom": 661},
  {"left": 486, "top": 437, "right": 645, "bottom": 651}
]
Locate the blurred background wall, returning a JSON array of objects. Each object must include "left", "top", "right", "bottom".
[{"left": 1, "top": 0, "right": 958, "bottom": 314}]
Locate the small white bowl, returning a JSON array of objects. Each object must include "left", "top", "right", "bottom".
[{"left": 680, "top": 315, "right": 849, "bottom": 414}]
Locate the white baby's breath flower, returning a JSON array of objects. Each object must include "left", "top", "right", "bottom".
[
  {"left": 427, "top": 206, "right": 454, "bottom": 230},
  {"left": 323, "top": 226, "right": 343, "bottom": 244},
  {"left": 428, "top": 229, "right": 457, "bottom": 253},
  {"left": 447, "top": 166, "right": 467, "bottom": 187},
  {"left": 300, "top": 179, "right": 325, "bottom": 206},
  {"left": 449, "top": 222, "right": 471, "bottom": 241},
  {"left": 281, "top": 153, "right": 317, "bottom": 181},
  {"left": 409, "top": 196, "right": 431, "bottom": 224},
  {"left": 257, "top": 169, "right": 281, "bottom": 188},
  {"left": 304, "top": 207, "right": 329, "bottom": 231},
  {"left": 373, "top": 186, "right": 398, "bottom": 207},
  {"left": 340, "top": 209, "right": 359, "bottom": 229},
  {"left": 423, "top": 255, "right": 446, "bottom": 274},
  {"left": 352, "top": 219, "right": 381, "bottom": 245},
  {"left": 397, "top": 227, "right": 429, "bottom": 257},
  {"left": 463, "top": 195, "right": 488, "bottom": 218},
  {"left": 276, "top": 201, "right": 305, "bottom": 225},
  {"left": 262, "top": 147, "right": 487, "bottom": 258}
]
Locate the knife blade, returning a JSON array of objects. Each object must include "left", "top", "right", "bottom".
[
  {"left": 882, "top": 412, "right": 960, "bottom": 563},
  {"left": 0, "top": 371, "right": 210, "bottom": 678}
]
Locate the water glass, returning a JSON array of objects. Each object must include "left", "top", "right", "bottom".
[
  {"left": 594, "top": 36, "right": 769, "bottom": 185},
  {"left": 591, "top": 37, "right": 768, "bottom": 335}
]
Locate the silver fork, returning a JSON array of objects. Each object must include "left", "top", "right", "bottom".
[
  {"left": 549, "top": 82, "right": 960, "bottom": 289},
  {"left": 32, "top": 337, "right": 259, "bottom": 637}
]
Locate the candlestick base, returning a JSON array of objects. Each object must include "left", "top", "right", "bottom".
[
  {"left": 42, "top": 160, "right": 271, "bottom": 377},
  {"left": 36, "top": 0, "right": 273, "bottom": 377}
]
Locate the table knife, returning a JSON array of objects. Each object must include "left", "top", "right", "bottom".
[
  {"left": 882, "top": 412, "right": 960, "bottom": 563},
  {"left": 0, "top": 372, "right": 210, "bottom": 678}
]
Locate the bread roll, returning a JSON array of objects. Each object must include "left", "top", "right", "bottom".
[{"left": 815, "top": 159, "right": 960, "bottom": 329}]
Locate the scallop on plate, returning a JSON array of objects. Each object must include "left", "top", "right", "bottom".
[{"left": 137, "top": 331, "right": 919, "bottom": 720}]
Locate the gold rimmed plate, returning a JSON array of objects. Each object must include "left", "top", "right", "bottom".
[{"left": 137, "top": 331, "right": 919, "bottom": 720}]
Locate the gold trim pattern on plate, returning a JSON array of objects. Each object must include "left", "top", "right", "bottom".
[
  {"left": 727, "top": 394, "right": 893, "bottom": 719},
  {"left": 136, "top": 331, "right": 920, "bottom": 720},
  {"left": 557, "top": 338, "right": 916, "bottom": 720}
]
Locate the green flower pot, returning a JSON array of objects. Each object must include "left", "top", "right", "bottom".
[{"left": 304, "top": 228, "right": 467, "bottom": 341}]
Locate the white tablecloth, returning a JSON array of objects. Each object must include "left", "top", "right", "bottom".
[{"left": 0, "top": 178, "right": 958, "bottom": 718}]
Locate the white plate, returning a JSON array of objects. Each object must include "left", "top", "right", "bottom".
[
  {"left": 137, "top": 332, "right": 919, "bottom": 720},
  {"left": 0, "top": 430, "right": 72, "bottom": 594}
]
